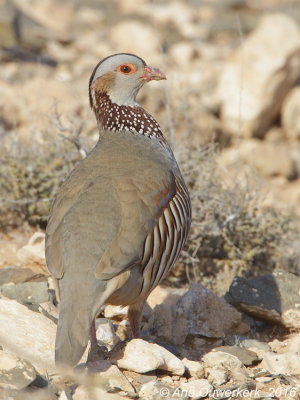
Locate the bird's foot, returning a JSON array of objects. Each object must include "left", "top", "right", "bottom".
[
  {"left": 87, "top": 343, "right": 108, "bottom": 363},
  {"left": 104, "top": 338, "right": 130, "bottom": 361}
]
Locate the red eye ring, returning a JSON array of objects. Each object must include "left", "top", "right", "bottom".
[{"left": 117, "top": 63, "right": 136, "bottom": 74}]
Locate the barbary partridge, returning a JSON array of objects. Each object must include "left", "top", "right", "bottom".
[{"left": 45, "top": 53, "right": 191, "bottom": 367}]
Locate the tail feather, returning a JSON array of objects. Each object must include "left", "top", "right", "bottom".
[
  {"left": 55, "top": 278, "right": 108, "bottom": 367},
  {"left": 55, "top": 304, "right": 91, "bottom": 367}
]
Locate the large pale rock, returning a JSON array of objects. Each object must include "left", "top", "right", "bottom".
[
  {"left": 117, "top": 339, "right": 185, "bottom": 375},
  {"left": 17, "top": 232, "right": 48, "bottom": 274},
  {"left": 219, "top": 14, "right": 300, "bottom": 138},
  {"left": 0, "top": 350, "right": 37, "bottom": 390},
  {"left": 261, "top": 351, "right": 300, "bottom": 376},
  {"left": 282, "top": 86, "right": 300, "bottom": 140},
  {"left": 147, "top": 284, "right": 249, "bottom": 345},
  {"left": 219, "top": 139, "right": 296, "bottom": 179},
  {"left": 269, "top": 333, "right": 300, "bottom": 354},
  {"left": 226, "top": 271, "right": 300, "bottom": 329},
  {"left": 0, "top": 298, "right": 56, "bottom": 371}
]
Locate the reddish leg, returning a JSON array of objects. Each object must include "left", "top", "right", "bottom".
[
  {"left": 128, "top": 301, "right": 145, "bottom": 338},
  {"left": 87, "top": 319, "right": 107, "bottom": 362}
]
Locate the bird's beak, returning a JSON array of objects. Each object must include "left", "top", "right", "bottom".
[{"left": 140, "top": 66, "right": 167, "bottom": 81}]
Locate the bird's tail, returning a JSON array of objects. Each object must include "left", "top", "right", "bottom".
[
  {"left": 55, "top": 279, "right": 107, "bottom": 367},
  {"left": 55, "top": 302, "right": 91, "bottom": 367}
]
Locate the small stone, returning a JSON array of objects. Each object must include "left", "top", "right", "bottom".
[
  {"left": 202, "top": 351, "right": 242, "bottom": 370},
  {"left": 0, "top": 350, "right": 37, "bottom": 390},
  {"left": 84, "top": 360, "right": 134, "bottom": 393},
  {"left": 255, "top": 376, "right": 274, "bottom": 383},
  {"left": 72, "top": 385, "right": 90, "bottom": 400},
  {"left": 206, "top": 366, "right": 227, "bottom": 386},
  {"left": 59, "top": 391, "right": 68, "bottom": 400},
  {"left": 104, "top": 305, "right": 128, "bottom": 321},
  {"left": 182, "top": 358, "right": 205, "bottom": 379},
  {"left": 241, "top": 339, "right": 271, "bottom": 353},
  {"left": 181, "top": 379, "right": 212, "bottom": 399},
  {"left": 230, "top": 369, "right": 249, "bottom": 386},
  {"left": 249, "top": 368, "right": 269, "bottom": 378},
  {"left": 213, "top": 346, "right": 259, "bottom": 366},
  {"left": 139, "top": 380, "right": 160, "bottom": 399},
  {"left": 95, "top": 318, "right": 119, "bottom": 350},
  {"left": 117, "top": 339, "right": 185, "bottom": 375}
]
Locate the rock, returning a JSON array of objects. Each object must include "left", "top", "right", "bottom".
[
  {"left": 219, "top": 139, "right": 296, "bottom": 179},
  {"left": 0, "top": 266, "right": 44, "bottom": 285},
  {"left": 219, "top": 14, "right": 300, "bottom": 138},
  {"left": 110, "top": 21, "right": 159, "bottom": 59},
  {"left": 182, "top": 358, "right": 205, "bottom": 379},
  {"left": 104, "top": 305, "right": 128, "bottom": 321},
  {"left": 13, "top": 0, "right": 74, "bottom": 35},
  {"left": 0, "top": 281, "right": 49, "bottom": 305},
  {"left": 146, "top": 285, "right": 182, "bottom": 310},
  {"left": 72, "top": 386, "right": 89, "bottom": 400},
  {"left": 95, "top": 318, "right": 119, "bottom": 350},
  {"left": 282, "top": 86, "right": 300, "bottom": 140},
  {"left": 269, "top": 333, "right": 300, "bottom": 354},
  {"left": 202, "top": 350, "right": 242, "bottom": 370},
  {"left": 0, "top": 298, "right": 56, "bottom": 371},
  {"left": 85, "top": 360, "right": 134, "bottom": 394},
  {"left": 261, "top": 351, "right": 300, "bottom": 376},
  {"left": 117, "top": 339, "right": 185, "bottom": 375},
  {"left": 139, "top": 380, "right": 160, "bottom": 399},
  {"left": 180, "top": 379, "right": 212, "bottom": 399},
  {"left": 17, "top": 232, "right": 48, "bottom": 274},
  {"left": 206, "top": 366, "right": 228, "bottom": 386},
  {"left": 213, "top": 346, "right": 259, "bottom": 366},
  {"left": 0, "top": 350, "right": 37, "bottom": 390},
  {"left": 240, "top": 339, "right": 270, "bottom": 356},
  {"left": 226, "top": 271, "right": 300, "bottom": 329},
  {"left": 147, "top": 284, "right": 249, "bottom": 345}
]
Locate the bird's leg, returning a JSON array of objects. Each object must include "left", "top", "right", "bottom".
[
  {"left": 90, "top": 319, "right": 98, "bottom": 352},
  {"left": 87, "top": 319, "right": 107, "bottom": 362},
  {"left": 104, "top": 303, "right": 145, "bottom": 360},
  {"left": 128, "top": 301, "right": 145, "bottom": 338}
]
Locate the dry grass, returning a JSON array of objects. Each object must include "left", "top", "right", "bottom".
[{"left": 167, "top": 142, "right": 298, "bottom": 293}]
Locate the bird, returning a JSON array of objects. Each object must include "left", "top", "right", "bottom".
[{"left": 45, "top": 53, "right": 191, "bottom": 367}]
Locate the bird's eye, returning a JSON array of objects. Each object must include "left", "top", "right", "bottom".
[{"left": 117, "top": 64, "right": 136, "bottom": 74}]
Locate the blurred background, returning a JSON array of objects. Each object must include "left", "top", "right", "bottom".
[{"left": 0, "top": 0, "right": 300, "bottom": 294}]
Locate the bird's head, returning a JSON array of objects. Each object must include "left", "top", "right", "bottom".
[{"left": 89, "top": 53, "right": 166, "bottom": 109}]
